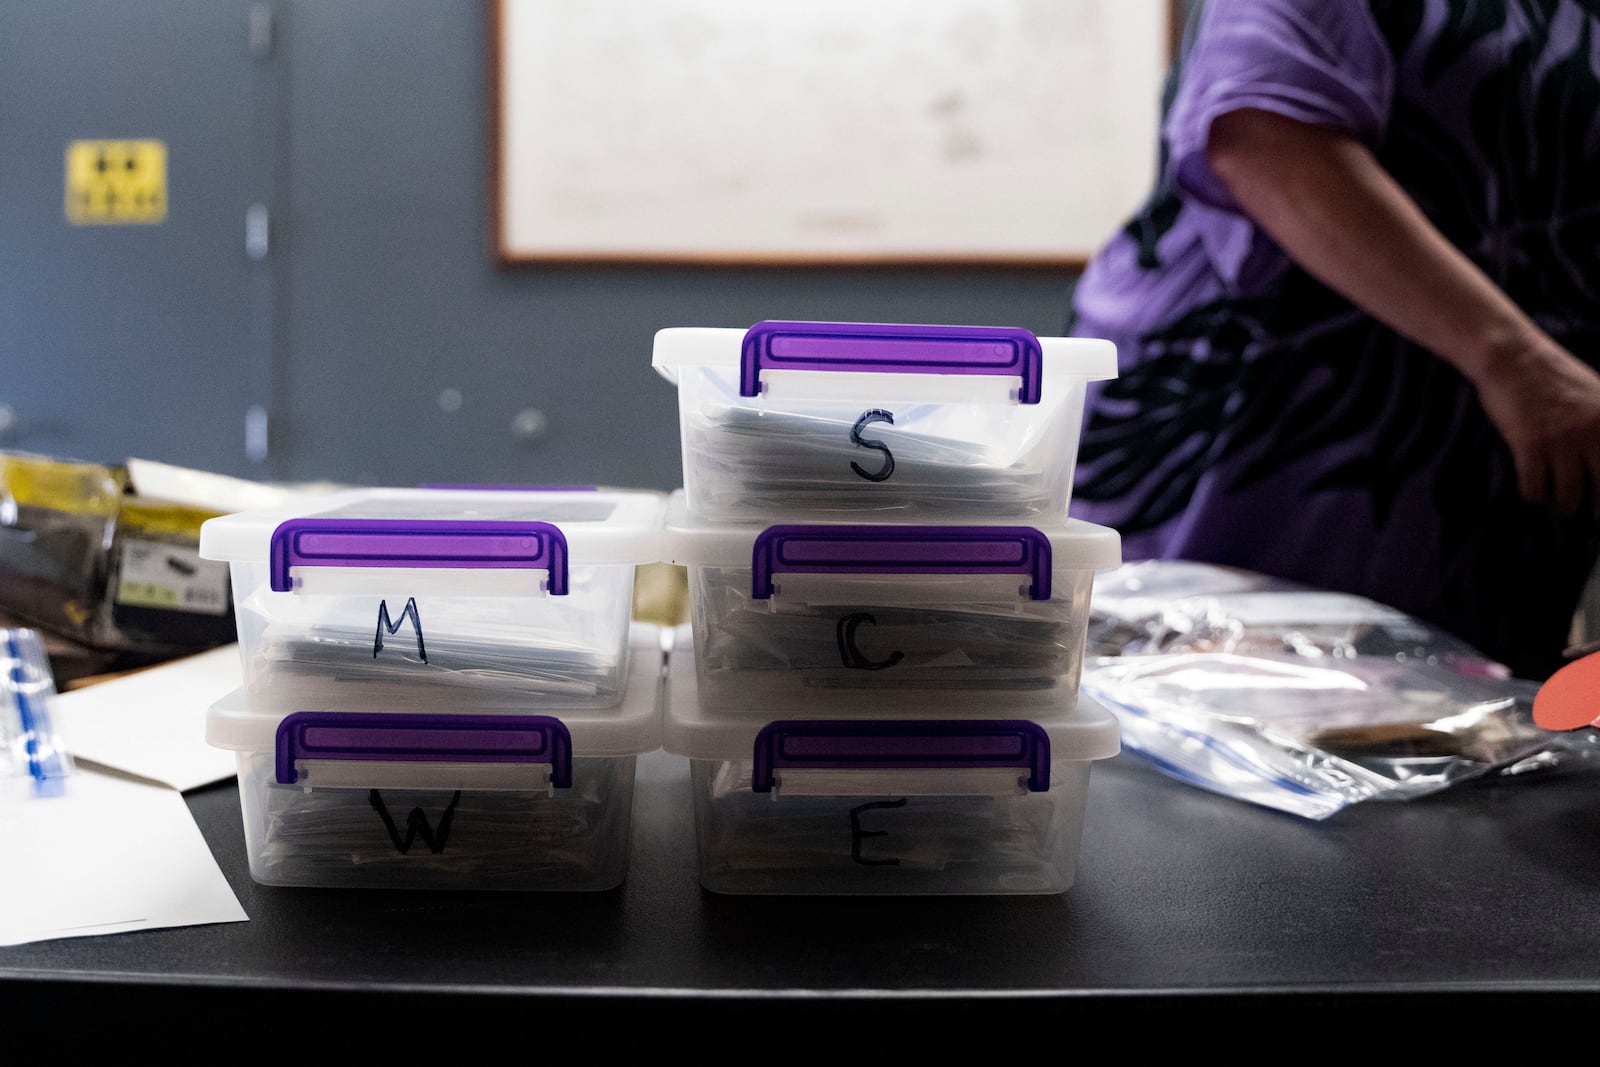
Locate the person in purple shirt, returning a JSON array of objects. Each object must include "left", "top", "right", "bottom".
[{"left": 1067, "top": 0, "right": 1600, "bottom": 679}]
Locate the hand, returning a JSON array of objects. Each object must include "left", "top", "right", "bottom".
[{"left": 1472, "top": 336, "right": 1600, "bottom": 516}]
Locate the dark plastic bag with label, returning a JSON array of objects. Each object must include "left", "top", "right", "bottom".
[{"left": 0, "top": 452, "right": 236, "bottom": 659}]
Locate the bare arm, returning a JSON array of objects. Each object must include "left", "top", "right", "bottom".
[{"left": 1206, "top": 107, "right": 1600, "bottom": 515}]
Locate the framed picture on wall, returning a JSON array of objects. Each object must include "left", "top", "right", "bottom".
[{"left": 492, "top": 0, "right": 1177, "bottom": 267}]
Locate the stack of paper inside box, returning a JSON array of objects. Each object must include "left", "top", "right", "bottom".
[{"left": 653, "top": 321, "right": 1125, "bottom": 895}]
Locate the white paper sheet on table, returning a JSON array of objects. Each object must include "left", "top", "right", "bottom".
[
  {"left": 0, "top": 767, "right": 246, "bottom": 946},
  {"left": 50, "top": 644, "right": 241, "bottom": 791}
]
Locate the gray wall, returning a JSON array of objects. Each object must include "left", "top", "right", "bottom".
[
  {"left": 2, "top": 2, "right": 1091, "bottom": 491},
  {"left": 1, "top": 1, "right": 275, "bottom": 476}
]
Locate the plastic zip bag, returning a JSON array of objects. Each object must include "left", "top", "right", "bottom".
[
  {"left": 1088, "top": 560, "right": 1509, "bottom": 677},
  {"left": 1082, "top": 562, "right": 1556, "bottom": 819},
  {"left": 1083, "top": 652, "right": 1548, "bottom": 819}
]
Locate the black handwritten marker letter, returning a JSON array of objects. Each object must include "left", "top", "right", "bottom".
[
  {"left": 374, "top": 596, "right": 427, "bottom": 662},
  {"left": 849, "top": 409, "right": 896, "bottom": 482},
  {"left": 836, "top": 612, "right": 904, "bottom": 670},
  {"left": 849, "top": 798, "right": 908, "bottom": 866},
  {"left": 369, "top": 789, "right": 462, "bottom": 855}
]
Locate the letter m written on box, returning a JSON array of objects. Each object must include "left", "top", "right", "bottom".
[{"left": 374, "top": 598, "right": 426, "bottom": 662}]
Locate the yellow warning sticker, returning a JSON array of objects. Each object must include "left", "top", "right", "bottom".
[{"left": 65, "top": 139, "right": 167, "bottom": 224}]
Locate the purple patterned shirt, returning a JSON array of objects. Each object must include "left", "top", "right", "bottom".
[{"left": 1068, "top": 0, "right": 1600, "bottom": 679}]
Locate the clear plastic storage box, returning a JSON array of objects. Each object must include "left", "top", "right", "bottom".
[
  {"left": 653, "top": 321, "right": 1117, "bottom": 521},
  {"left": 663, "top": 629, "right": 1120, "bottom": 895},
  {"left": 661, "top": 491, "right": 1121, "bottom": 711},
  {"left": 206, "top": 624, "right": 666, "bottom": 891},
  {"left": 199, "top": 487, "right": 664, "bottom": 710}
]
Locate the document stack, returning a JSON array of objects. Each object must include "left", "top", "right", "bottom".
[
  {"left": 653, "top": 321, "right": 1124, "bottom": 894},
  {"left": 199, "top": 486, "right": 664, "bottom": 891}
]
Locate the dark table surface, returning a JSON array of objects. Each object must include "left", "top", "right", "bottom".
[{"left": 6, "top": 746, "right": 1600, "bottom": 1033}]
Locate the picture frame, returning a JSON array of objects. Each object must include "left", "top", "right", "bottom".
[{"left": 491, "top": 0, "right": 1177, "bottom": 267}]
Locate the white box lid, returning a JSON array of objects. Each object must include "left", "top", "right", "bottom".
[
  {"left": 199, "top": 486, "right": 664, "bottom": 566},
  {"left": 208, "top": 623, "right": 666, "bottom": 757},
  {"left": 652, "top": 322, "right": 1117, "bottom": 388},
  {"left": 662, "top": 626, "right": 1120, "bottom": 765},
  {"left": 660, "top": 490, "right": 1121, "bottom": 577}
]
